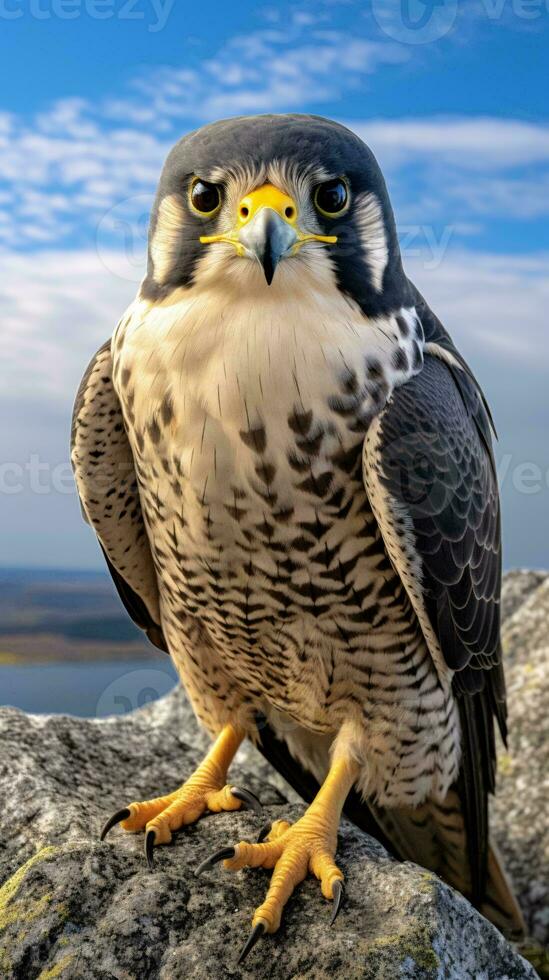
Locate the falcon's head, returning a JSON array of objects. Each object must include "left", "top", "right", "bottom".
[{"left": 142, "top": 114, "right": 409, "bottom": 317}]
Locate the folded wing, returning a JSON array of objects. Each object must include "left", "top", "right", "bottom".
[{"left": 71, "top": 340, "right": 167, "bottom": 653}]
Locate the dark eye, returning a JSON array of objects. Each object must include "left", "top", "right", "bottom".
[
  {"left": 190, "top": 178, "right": 222, "bottom": 215},
  {"left": 314, "top": 178, "right": 348, "bottom": 217}
]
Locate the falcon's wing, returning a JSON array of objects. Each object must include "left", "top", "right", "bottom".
[
  {"left": 362, "top": 342, "right": 504, "bottom": 905},
  {"left": 71, "top": 341, "right": 167, "bottom": 653}
]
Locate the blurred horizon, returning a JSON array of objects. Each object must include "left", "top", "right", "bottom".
[{"left": 0, "top": 564, "right": 178, "bottom": 714}]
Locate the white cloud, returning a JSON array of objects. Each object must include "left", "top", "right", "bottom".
[
  {"left": 406, "top": 250, "right": 549, "bottom": 367},
  {"left": 0, "top": 249, "right": 135, "bottom": 405},
  {"left": 114, "top": 31, "right": 406, "bottom": 125},
  {"left": 447, "top": 173, "right": 549, "bottom": 218},
  {"left": 1, "top": 3, "right": 546, "bottom": 570},
  {"left": 0, "top": 26, "right": 408, "bottom": 248},
  {"left": 350, "top": 117, "right": 549, "bottom": 170},
  {"left": 0, "top": 106, "right": 169, "bottom": 245},
  {"left": 2, "top": 107, "right": 548, "bottom": 250},
  {"left": 0, "top": 19, "right": 545, "bottom": 252},
  {"left": 342, "top": 117, "right": 549, "bottom": 225}
]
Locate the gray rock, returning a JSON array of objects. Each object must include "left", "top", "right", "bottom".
[
  {"left": 0, "top": 574, "right": 545, "bottom": 979},
  {"left": 492, "top": 571, "right": 549, "bottom": 957},
  {"left": 501, "top": 570, "right": 547, "bottom": 625}
]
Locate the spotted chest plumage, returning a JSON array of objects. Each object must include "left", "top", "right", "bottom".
[
  {"left": 71, "top": 115, "right": 522, "bottom": 940},
  {"left": 110, "top": 277, "right": 458, "bottom": 807}
]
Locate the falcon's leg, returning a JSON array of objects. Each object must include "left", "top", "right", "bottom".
[
  {"left": 196, "top": 731, "right": 359, "bottom": 961},
  {"left": 100, "top": 724, "right": 261, "bottom": 865}
]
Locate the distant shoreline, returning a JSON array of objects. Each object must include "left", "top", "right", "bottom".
[
  {"left": 0, "top": 567, "right": 158, "bottom": 664},
  {"left": 0, "top": 642, "right": 161, "bottom": 666}
]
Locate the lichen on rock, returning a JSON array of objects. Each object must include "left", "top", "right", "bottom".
[{"left": 0, "top": 571, "right": 546, "bottom": 979}]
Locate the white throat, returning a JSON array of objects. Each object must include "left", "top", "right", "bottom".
[{"left": 118, "top": 251, "right": 404, "bottom": 420}]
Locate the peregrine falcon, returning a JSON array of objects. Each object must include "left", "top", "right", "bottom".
[{"left": 71, "top": 114, "right": 524, "bottom": 960}]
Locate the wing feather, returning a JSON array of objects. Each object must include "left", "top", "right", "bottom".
[
  {"left": 362, "top": 347, "right": 505, "bottom": 906},
  {"left": 71, "top": 341, "right": 167, "bottom": 653}
]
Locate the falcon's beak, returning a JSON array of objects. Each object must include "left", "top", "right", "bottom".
[
  {"left": 200, "top": 183, "right": 337, "bottom": 285},
  {"left": 236, "top": 185, "right": 298, "bottom": 285},
  {"left": 239, "top": 206, "right": 296, "bottom": 286}
]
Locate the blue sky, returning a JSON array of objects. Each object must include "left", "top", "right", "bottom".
[{"left": 0, "top": 0, "right": 548, "bottom": 570}]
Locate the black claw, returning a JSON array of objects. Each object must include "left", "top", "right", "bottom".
[
  {"left": 145, "top": 829, "right": 156, "bottom": 870},
  {"left": 330, "top": 880, "right": 344, "bottom": 925},
  {"left": 195, "top": 846, "right": 236, "bottom": 877},
  {"left": 256, "top": 821, "right": 272, "bottom": 843},
  {"left": 100, "top": 807, "right": 131, "bottom": 842},
  {"left": 237, "top": 922, "right": 265, "bottom": 964},
  {"left": 230, "top": 786, "right": 264, "bottom": 817}
]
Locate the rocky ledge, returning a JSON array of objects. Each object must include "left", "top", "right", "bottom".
[{"left": 0, "top": 571, "right": 547, "bottom": 980}]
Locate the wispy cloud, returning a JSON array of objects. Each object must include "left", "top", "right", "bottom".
[
  {"left": 407, "top": 249, "right": 549, "bottom": 367},
  {"left": 0, "top": 24, "right": 409, "bottom": 248},
  {"left": 0, "top": 4, "right": 545, "bottom": 251},
  {"left": 1, "top": 0, "right": 545, "bottom": 570},
  {"left": 0, "top": 249, "right": 134, "bottom": 405},
  {"left": 446, "top": 173, "right": 549, "bottom": 218},
  {"left": 118, "top": 31, "right": 406, "bottom": 124},
  {"left": 352, "top": 117, "right": 549, "bottom": 170},
  {"left": 2, "top": 106, "right": 549, "bottom": 249},
  {"left": 348, "top": 117, "right": 549, "bottom": 226}
]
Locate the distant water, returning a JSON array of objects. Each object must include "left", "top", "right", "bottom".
[{"left": 0, "top": 658, "right": 178, "bottom": 718}]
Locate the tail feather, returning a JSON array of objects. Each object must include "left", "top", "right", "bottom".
[{"left": 483, "top": 843, "right": 526, "bottom": 939}]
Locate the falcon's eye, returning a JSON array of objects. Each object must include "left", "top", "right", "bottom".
[
  {"left": 313, "top": 178, "right": 349, "bottom": 217},
  {"left": 190, "top": 178, "right": 222, "bottom": 216}
]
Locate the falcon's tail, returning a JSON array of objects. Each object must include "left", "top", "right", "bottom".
[
  {"left": 361, "top": 789, "right": 525, "bottom": 940},
  {"left": 256, "top": 722, "right": 525, "bottom": 940}
]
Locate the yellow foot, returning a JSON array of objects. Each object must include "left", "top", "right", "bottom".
[
  {"left": 99, "top": 724, "right": 262, "bottom": 868},
  {"left": 195, "top": 749, "right": 358, "bottom": 963},
  {"left": 196, "top": 812, "right": 345, "bottom": 962}
]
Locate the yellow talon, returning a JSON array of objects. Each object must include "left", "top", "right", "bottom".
[
  {"left": 204, "top": 752, "right": 359, "bottom": 941},
  {"left": 99, "top": 724, "right": 258, "bottom": 858}
]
